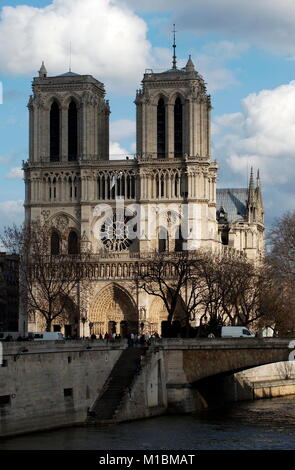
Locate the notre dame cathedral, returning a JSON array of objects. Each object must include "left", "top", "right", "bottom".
[{"left": 23, "top": 51, "right": 264, "bottom": 337}]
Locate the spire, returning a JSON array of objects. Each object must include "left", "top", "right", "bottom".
[
  {"left": 172, "top": 24, "right": 177, "bottom": 69},
  {"left": 39, "top": 61, "right": 47, "bottom": 78},
  {"left": 256, "top": 169, "right": 260, "bottom": 187},
  {"left": 186, "top": 55, "right": 195, "bottom": 72},
  {"left": 69, "top": 41, "right": 72, "bottom": 72},
  {"left": 248, "top": 167, "right": 255, "bottom": 203},
  {"left": 256, "top": 168, "right": 263, "bottom": 206}
]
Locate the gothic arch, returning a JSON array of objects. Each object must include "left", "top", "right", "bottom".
[
  {"left": 62, "top": 93, "right": 81, "bottom": 109},
  {"left": 151, "top": 91, "right": 169, "bottom": 106},
  {"left": 89, "top": 283, "right": 139, "bottom": 335},
  {"left": 48, "top": 213, "right": 80, "bottom": 252},
  {"left": 168, "top": 91, "right": 185, "bottom": 105},
  {"left": 49, "top": 212, "right": 79, "bottom": 230},
  {"left": 46, "top": 95, "right": 63, "bottom": 110}
]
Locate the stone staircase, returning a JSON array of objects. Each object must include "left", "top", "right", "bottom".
[{"left": 87, "top": 346, "right": 144, "bottom": 423}]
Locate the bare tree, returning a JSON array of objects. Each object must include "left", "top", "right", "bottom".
[
  {"left": 1, "top": 221, "right": 92, "bottom": 332},
  {"left": 262, "top": 211, "right": 295, "bottom": 336},
  {"left": 195, "top": 252, "right": 234, "bottom": 334},
  {"left": 136, "top": 249, "right": 271, "bottom": 336},
  {"left": 136, "top": 251, "right": 209, "bottom": 335},
  {"left": 268, "top": 210, "right": 295, "bottom": 281},
  {"left": 136, "top": 251, "right": 190, "bottom": 325}
]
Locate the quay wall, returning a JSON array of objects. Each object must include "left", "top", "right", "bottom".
[
  {"left": 1, "top": 339, "right": 295, "bottom": 435},
  {"left": 0, "top": 340, "right": 124, "bottom": 437}
]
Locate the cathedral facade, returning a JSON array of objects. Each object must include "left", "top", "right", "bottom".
[{"left": 23, "top": 55, "right": 264, "bottom": 337}]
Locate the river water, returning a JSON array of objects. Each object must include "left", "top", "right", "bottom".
[{"left": 1, "top": 396, "right": 295, "bottom": 450}]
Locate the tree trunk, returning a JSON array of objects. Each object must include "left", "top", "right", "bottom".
[{"left": 45, "top": 318, "right": 52, "bottom": 332}]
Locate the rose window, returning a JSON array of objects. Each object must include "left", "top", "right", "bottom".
[{"left": 101, "top": 213, "right": 132, "bottom": 252}]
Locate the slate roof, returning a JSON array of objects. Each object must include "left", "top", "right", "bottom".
[
  {"left": 55, "top": 71, "right": 81, "bottom": 77},
  {"left": 216, "top": 188, "right": 248, "bottom": 223}
]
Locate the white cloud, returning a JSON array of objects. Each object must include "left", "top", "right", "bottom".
[
  {"left": 213, "top": 81, "right": 295, "bottom": 217},
  {"left": 124, "top": 0, "right": 295, "bottom": 58},
  {"left": 109, "top": 141, "right": 130, "bottom": 160},
  {"left": 145, "top": 43, "right": 243, "bottom": 92},
  {"left": 110, "top": 119, "right": 136, "bottom": 141},
  {"left": 0, "top": 200, "right": 24, "bottom": 228},
  {"left": 5, "top": 167, "right": 23, "bottom": 179},
  {"left": 0, "top": 0, "right": 250, "bottom": 95},
  {"left": 0, "top": 1, "right": 247, "bottom": 94},
  {"left": 0, "top": 0, "right": 151, "bottom": 92}
]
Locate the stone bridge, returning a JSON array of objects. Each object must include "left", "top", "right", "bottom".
[
  {"left": 146, "top": 338, "right": 294, "bottom": 414},
  {"left": 154, "top": 338, "right": 293, "bottom": 384},
  {"left": 111, "top": 338, "right": 295, "bottom": 422}
]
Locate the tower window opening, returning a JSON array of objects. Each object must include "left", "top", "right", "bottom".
[
  {"left": 68, "top": 101, "right": 78, "bottom": 161},
  {"left": 131, "top": 175, "right": 135, "bottom": 199},
  {"left": 174, "top": 175, "right": 179, "bottom": 197},
  {"left": 157, "top": 98, "right": 166, "bottom": 158},
  {"left": 175, "top": 226, "right": 183, "bottom": 252},
  {"left": 174, "top": 97, "right": 183, "bottom": 158},
  {"left": 158, "top": 227, "right": 168, "bottom": 252},
  {"left": 50, "top": 101, "right": 60, "bottom": 162},
  {"left": 68, "top": 231, "right": 79, "bottom": 255},
  {"left": 161, "top": 177, "right": 165, "bottom": 197},
  {"left": 51, "top": 231, "right": 60, "bottom": 255}
]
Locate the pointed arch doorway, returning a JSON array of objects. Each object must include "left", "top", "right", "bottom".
[{"left": 89, "top": 284, "right": 139, "bottom": 337}]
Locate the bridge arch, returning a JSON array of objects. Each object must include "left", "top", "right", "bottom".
[{"left": 89, "top": 283, "right": 138, "bottom": 336}]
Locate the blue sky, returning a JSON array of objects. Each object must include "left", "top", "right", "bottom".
[{"left": 1, "top": 0, "right": 295, "bottom": 229}]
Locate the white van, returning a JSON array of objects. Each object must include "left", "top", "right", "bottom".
[
  {"left": 221, "top": 326, "right": 255, "bottom": 338},
  {"left": 28, "top": 332, "right": 64, "bottom": 341}
]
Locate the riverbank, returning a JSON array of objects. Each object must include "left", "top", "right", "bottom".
[
  {"left": 236, "top": 362, "right": 295, "bottom": 400},
  {"left": 0, "top": 339, "right": 294, "bottom": 438},
  {"left": 1, "top": 396, "right": 295, "bottom": 450}
]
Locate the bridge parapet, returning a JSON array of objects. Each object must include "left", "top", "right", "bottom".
[{"left": 151, "top": 338, "right": 293, "bottom": 351}]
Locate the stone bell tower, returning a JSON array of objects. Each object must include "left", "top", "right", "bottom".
[
  {"left": 135, "top": 56, "right": 211, "bottom": 160},
  {"left": 24, "top": 63, "right": 110, "bottom": 250},
  {"left": 28, "top": 63, "right": 109, "bottom": 164},
  {"left": 134, "top": 41, "right": 219, "bottom": 251}
]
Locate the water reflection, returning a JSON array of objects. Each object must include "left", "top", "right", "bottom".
[{"left": 1, "top": 396, "right": 295, "bottom": 450}]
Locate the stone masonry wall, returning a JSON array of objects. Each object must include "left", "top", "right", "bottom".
[{"left": 0, "top": 340, "right": 124, "bottom": 437}]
